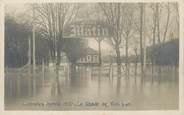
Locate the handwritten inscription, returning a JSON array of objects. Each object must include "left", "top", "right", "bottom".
[{"left": 23, "top": 101, "right": 131, "bottom": 108}]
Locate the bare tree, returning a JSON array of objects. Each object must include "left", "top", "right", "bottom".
[
  {"left": 138, "top": 3, "right": 171, "bottom": 77},
  {"left": 99, "top": 3, "right": 124, "bottom": 74},
  {"left": 93, "top": 5, "right": 105, "bottom": 65},
  {"left": 99, "top": 3, "right": 125, "bottom": 94},
  {"left": 154, "top": 3, "right": 171, "bottom": 45},
  {"left": 173, "top": 3, "right": 179, "bottom": 35},
  {"left": 34, "top": 3, "right": 78, "bottom": 95},
  {"left": 146, "top": 3, "right": 176, "bottom": 83},
  {"left": 162, "top": 3, "right": 170, "bottom": 43},
  {"left": 121, "top": 4, "right": 136, "bottom": 77},
  {"left": 150, "top": 3, "right": 157, "bottom": 78},
  {"left": 139, "top": 3, "right": 144, "bottom": 76},
  {"left": 35, "top": 3, "right": 78, "bottom": 66}
]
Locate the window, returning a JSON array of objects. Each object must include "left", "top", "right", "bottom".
[
  {"left": 87, "top": 55, "right": 91, "bottom": 62},
  {"left": 94, "top": 55, "right": 98, "bottom": 62},
  {"left": 91, "top": 55, "right": 94, "bottom": 62},
  {"left": 84, "top": 56, "right": 87, "bottom": 62}
]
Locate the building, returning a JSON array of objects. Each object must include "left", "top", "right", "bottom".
[
  {"left": 48, "top": 47, "right": 100, "bottom": 67},
  {"left": 76, "top": 47, "right": 100, "bottom": 66}
]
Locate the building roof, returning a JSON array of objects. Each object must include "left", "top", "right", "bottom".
[{"left": 84, "top": 47, "right": 98, "bottom": 55}]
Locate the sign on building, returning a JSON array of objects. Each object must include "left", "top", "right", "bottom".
[{"left": 63, "top": 21, "right": 113, "bottom": 38}]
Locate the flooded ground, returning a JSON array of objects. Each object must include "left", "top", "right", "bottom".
[{"left": 5, "top": 64, "right": 179, "bottom": 110}]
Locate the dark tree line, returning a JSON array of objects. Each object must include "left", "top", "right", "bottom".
[
  {"left": 5, "top": 16, "right": 50, "bottom": 67},
  {"left": 5, "top": 16, "right": 31, "bottom": 67},
  {"left": 147, "top": 39, "right": 179, "bottom": 66},
  {"left": 5, "top": 15, "right": 87, "bottom": 68}
]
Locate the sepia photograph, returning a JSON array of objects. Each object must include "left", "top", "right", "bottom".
[{"left": 3, "top": 1, "right": 181, "bottom": 111}]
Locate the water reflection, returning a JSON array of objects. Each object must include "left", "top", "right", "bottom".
[{"left": 5, "top": 64, "right": 179, "bottom": 110}]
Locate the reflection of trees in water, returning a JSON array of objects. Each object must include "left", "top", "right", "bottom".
[
  {"left": 98, "top": 66, "right": 101, "bottom": 95},
  {"left": 5, "top": 68, "right": 45, "bottom": 98},
  {"left": 116, "top": 64, "right": 122, "bottom": 95},
  {"left": 70, "top": 63, "right": 78, "bottom": 87},
  {"left": 5, "top": 64, "right": 178, "bottom": 101},
  {"left": 99, "top": 64, "right": 178, "bottom": 95},
  {"left": 51, "top": 65, "right": 61, "bottom": 97},
  {"left": 69, "top": 65, "right": 89, "bottom": 88}
]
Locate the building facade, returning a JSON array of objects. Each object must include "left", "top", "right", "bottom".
[{"left": 76, "top": 47, "right": 100, "bottom": 66}]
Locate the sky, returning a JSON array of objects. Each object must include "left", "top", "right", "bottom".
[
  {"left": 88, "top": 38, "right": 113, "bottom": 55},
  {"left": 5, "top": 3, "right": 29, "bottom": 15}
]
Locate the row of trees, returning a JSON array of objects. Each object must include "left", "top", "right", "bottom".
[
  {"left": 35, "top": 2, "right": 178, "bottom": 71},
  {"left": 5, "top": 15, "right": 86, "bottom": 68},
  {"left": 6, "top": 3, "right": 179, "bottom": 74},
  {"left": 5, "top": 16, "right": 50, "bottom": 67},
  {"left": 98, "top": 3, "right": 178, "bottom": 75}
]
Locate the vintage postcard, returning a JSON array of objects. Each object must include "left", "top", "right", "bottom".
[{"left": 0, "top": 0, "right": 184, "bottom": 114}]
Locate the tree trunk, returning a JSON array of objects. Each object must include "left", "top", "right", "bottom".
[
  {"left": 134, "top": 49, "right": 138, "bottom": 76},
  {"left": 98, "top": 65, "right": 101, "bottom": 94},
  {"left": 156, "top": 3, "right": 161, "bottom": 44},
  {"left": 162, "top": 3, "right": 170, "bottom": 43},
  {"left": 115, "top": 46, "right": 121, "bottom": 95},
  {"left": 70, "top": 62, "right": 78, "bottom": 87},
  {"left": 158, "top": 65, "right": 161, "bottom": 84},
  {"left": 115, "top": 45, "right": 121, "bottom": 68},
  {"left": 53, "top": 31, "right": 62, "bottom": 96},
  {"left": 151, "top": 8, "right": 156, "bottom": 83},
  {"left": 116, "top": 63, "right": 121, "bottom": 95},
  {"left": 55, "top": 64, "right": 61, "bottom": 96},
  {"left": 125, "top": 37, "right": 129, "bottom": 77},
  {"left": 140, "top": 3, "right": 144, "bottom": 77},
  {"left": 174, "top": 64, "right": 178, "bottom": 81},
  {"left": 98, "top": 41, "right": 102, "bottom": 65},
  {"left": 56, "top": 33, "right": 62, "bottom": 66}
]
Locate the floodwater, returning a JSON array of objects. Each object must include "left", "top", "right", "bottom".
[{"left": 5, "top": 64, "right": 179, "bottom": 110}]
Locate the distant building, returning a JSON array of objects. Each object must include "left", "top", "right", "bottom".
[
  {"left": 49, "top": 48, "right": 100, "bottom": 67},
  {"left": 76, "top": 47, "right": 100, "bottom": 66}
]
